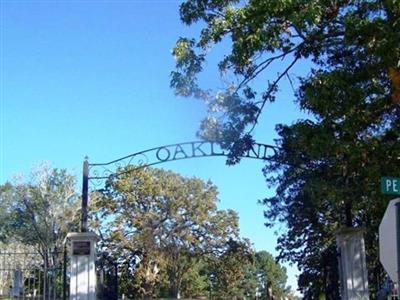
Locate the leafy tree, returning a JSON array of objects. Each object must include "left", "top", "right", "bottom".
[
  {"left": 93, "top": 166, "right": 239, "bottom": 298},
  {"left": 172, "top": 0, "right": 399, "bottom": 160},
  {"left": 255, "top": 250, "right": 288, "bottom": 299},
  {"left": 0, "top": 183, "right": 13, "bottom": 242},
  {"left": 262, "top": 67, "right": 398, "bottom": 297},
  {"left": 0, "top": 165, "right": 80, "bottom": 298},
  {"left": 209, "top": 238, "right": 254, "bottom": 299},
  {"left": 240, "top": 263, "right": 258, "bottom": 300},
  {"left": 188, "top": 247, "right": 291, "bottom": 299},
  {"left": 173, "top": 258, "right": 209, "bottom": 298},
  {"left": 0, "top": 165, "right": 80, "bottom": 254},
  {"left": 172, "top": 0, "right": 400, "bottom": 297}
]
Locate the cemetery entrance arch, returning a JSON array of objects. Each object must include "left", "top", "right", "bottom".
[{"left": 81, "top": 140, "right": 278, "bottom": 232}]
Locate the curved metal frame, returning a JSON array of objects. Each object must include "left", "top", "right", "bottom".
[{"left": 81, "top": 141, "right": 278, "bottom": 232}]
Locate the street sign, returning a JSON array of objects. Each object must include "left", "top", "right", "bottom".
[
  {"left": 379, "top": 198, "right": 400, "bottom": 282},
  {"left": 381, "top": 177, "right": 400, "bottom": 195}
]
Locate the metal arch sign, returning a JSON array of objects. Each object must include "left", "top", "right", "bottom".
[
  {"left": 80, "top": 140, "right": 279, "bottom": 232},
  {"left": 88, "top": 141, "right": 278, "bottom": 181}
]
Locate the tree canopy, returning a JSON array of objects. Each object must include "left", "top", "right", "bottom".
[
  {"left": 92, "top": 166, "right": 290, "bottom": 299},
  {"left": 172, "top": 0, "right": 400, "bottom": 297},
  {"left": 171, "top": 0, "right": 399, "bottom": 160},
  {"left": 0, "top": 165, "right": 80, "bottom": 253},
  {"left": 93, "top": 166, "right": 240, "bottom": 298},
  {"left": 255, "top": 250, "right": 288, "bottom": 299}
]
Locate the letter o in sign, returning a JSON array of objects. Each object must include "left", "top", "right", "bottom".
[{"left": 156, "top": 147, "right": 171, "bottom": 162}]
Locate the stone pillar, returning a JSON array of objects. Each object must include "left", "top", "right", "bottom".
[
  {"left": 336, "top": 227, "right": 369, "bottom": 300},
  {"left": 66, "top": 232, "right": 98, "bottom": 300}
]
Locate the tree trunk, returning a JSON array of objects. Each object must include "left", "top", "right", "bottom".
[
  {"left": 169, "top": 281, "right": 180, "bottom": 299},
  {"left": 43, "top": 249, "right": 49, "bottom": 299}
]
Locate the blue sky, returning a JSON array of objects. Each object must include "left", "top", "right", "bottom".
[{"left": 1, "top": 0, "right": 307, "bottom": 292}]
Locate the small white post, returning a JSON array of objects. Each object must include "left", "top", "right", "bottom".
[{"left": 66, "top": 232, "right": 98, "bottom": 300}]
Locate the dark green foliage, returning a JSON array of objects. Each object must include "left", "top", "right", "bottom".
[
  {"left": 255, "top": 250, "right": 288, "bottom": 299},
  {"left": 172, "top": 0, "right": 400, "bottom": 297},
  {"left": 262, "top": 47, "right": 399, "bottom": 296}
]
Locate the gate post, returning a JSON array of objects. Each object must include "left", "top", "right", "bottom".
[
  {"left": 66, "top": 232, "right": 98, "bottom": 300},
  {"left": 336, "top": 227, "right": 369, "bottom": 299}
]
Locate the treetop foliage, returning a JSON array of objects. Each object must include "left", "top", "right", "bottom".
[{"left": 172, "top": 0, "right": 399, "bottom": 161}]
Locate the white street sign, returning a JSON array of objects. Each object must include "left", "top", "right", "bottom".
[{"left": 379, "top": 198, "right": 400, "bottom": 282}]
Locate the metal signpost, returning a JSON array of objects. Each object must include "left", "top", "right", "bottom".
[{"left": 380, "top": 177, "right": 400, "bottom": 298}]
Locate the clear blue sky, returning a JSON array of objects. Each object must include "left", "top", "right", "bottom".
[{"left": 1, "top": 0, "right": 307, "bottom": 292}]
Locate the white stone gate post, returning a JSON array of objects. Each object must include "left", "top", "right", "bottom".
[
  {"left": 336, "top": 227, "right": 369, "bottom": 300},
  {"left": 66, "top": 232, "right": 98, "bottom": 300}
]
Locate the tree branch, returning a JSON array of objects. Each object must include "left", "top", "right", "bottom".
[
  {"left": 249, "top": 55, "right": 300, "bottom": 134},
  {"left": 236, "top": 45, "right": 301, "bottom": 93}
]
